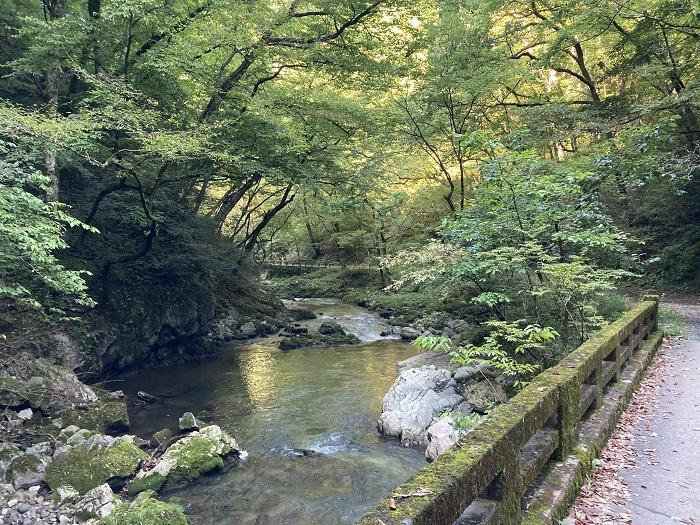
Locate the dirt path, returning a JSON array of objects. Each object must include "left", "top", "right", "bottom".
[{"left": 569, "top": 303, "right": 700, "bottom": 525}]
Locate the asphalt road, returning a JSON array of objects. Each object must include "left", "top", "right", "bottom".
[{"left": 622, "top": 303, "right": 700, "bottom": 525}]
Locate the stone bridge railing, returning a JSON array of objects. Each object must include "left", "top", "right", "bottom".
[
  {"left": 263, "top": 261, "right": 378, "bottom": 276},
  {"left": 357, "top": 297, "right": 662, "bottom": 525}
]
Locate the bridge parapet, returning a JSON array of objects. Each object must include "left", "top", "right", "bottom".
[{"left": 357, "top": 297, "right": 661, "bottom": 525}]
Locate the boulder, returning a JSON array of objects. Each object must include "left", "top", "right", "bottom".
[
  {"left": 255, "top": 320, "right": 277, "bottom": 336},
  {"left": 45, "top": 434, "right": 147, "bottom": 494},
  {"left": 446, "top": 319, "right": 468, "bottom": 332},
  {"left": 453, "top": 363, "right": 497, "bottom": 382},
  {"left": 377, "top": 366, "right": 463, "bottom": 446},
  {"left": 453, "top": 400, "right": 474, "bottom": 416},
  {"left": 425, "top": 418, "right": 462, "bottom": 462},
  {"left": 0, "top": 376, "right": 49, "bottom": 410},
  {"left": 54, "top": 485, "right": 79, "bottom": 504},
  {"left": 27, "top": 359, "right": 98, "bottom": 412},
  {"left": 129, "top": 425, "right": 242, "bottom": 494},
  {"left": 17, "top": 408, "right": 33, "bottom": 420},
  {"left": 178, "top": 412, "right": 204, "bottom": 432},
  {"left": 1, "top": 359, "right": 98, "bottom": 414},
  {"left": 278, "top": 332, "right": 361, "bottom": 350},
  {"left": 441, "top": 327, "right": 457, "bottom": 338},
  {"left": 289, "top": 308, "right": 317, "bottom": 321},
  {"left": 464, "top": 381, "right": 506, "bottom": 413},
  {"left": 318, "top": 321, "right": 344, "bottom": 335},
  {"left": 99, "top": 490, "right": 188, "bottom": 525},
  {"left": 152, "top": 428, "right": 174, "bottom": 446},
  {"left": 136, "top": 391, "right": 157, "bottom": 403},
  {"left": 60, "top": 399, "right": 130, "bottom": 436},
  {"left": 0, "top": 443, "right": 24, "bottom": 484},
  {"left": 239, "top": 322, "right": 256, "bottom": 337},
  {"left": 398, "top": 326, "right": 420, "bottom": 341},
  {"left": 9, "top": 442, "right": 53, "bottom": 489},
  {"left": 76, "top": 483, "right": 118, "bottom": 519}
]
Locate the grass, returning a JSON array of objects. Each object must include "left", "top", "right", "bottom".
[{"left": 658, "top": 305, "right": 687, "bottom": 338}]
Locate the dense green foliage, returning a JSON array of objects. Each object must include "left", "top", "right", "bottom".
[
  {"left": 0, "top": 0, "right": 413, "bottom": 343},
  {"left": 0, "top": 137, "right": 95, "bottom": 317},
  {"left": 0, "top": 0, "right": 698, "bottom": 363}
]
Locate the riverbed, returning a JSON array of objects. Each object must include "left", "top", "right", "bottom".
[{"left": 116, "top": 299, "right": 424, "bottom": 524}]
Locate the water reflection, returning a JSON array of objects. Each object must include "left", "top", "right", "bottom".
[
  {"left": 117, "top": 300, "right": 425, "bottom": 525},
  {"left": 238, "top": 344, "right": 278, "bottom": 410}
]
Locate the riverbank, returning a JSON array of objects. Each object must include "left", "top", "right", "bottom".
[
  {"left": 1, "top": 298, "right": 431, "bottom": 525},
  {"left": 0, "top": 353, "right": 232, "bottom": 525},
  {"left": 264, "top": 266, "right": 495, "bottom": 347}
]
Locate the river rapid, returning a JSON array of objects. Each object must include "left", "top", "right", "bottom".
[{"left": 116, "top": 298, "right": 425, "bottom": 524}]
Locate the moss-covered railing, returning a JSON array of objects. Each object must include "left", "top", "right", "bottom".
[{"left": 357, "top": 297, "right": 661, "bottom": 525}]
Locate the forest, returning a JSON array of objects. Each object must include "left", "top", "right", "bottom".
[{"left": 0, "top": 0, "right": 699, "bottom": 524}]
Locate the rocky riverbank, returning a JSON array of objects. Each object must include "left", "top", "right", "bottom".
[
  {"left": 0, "top": 355, "right": 245, "bottom": 525},
  {"left": 377, "top": 354, "right": 508, "bottom": 461}
]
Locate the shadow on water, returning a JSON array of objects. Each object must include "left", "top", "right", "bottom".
[{"left": 116, "top": 299, "right": 425, "bottom": 525}]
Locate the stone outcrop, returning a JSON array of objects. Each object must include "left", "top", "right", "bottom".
[
  {"left": 377, "top": 362, "right": 505, "bottom": 459},
  {"left": 0, "top": 359, "right": 98, "bottom": 414}
]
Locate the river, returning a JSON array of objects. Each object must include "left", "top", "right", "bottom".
[{"left": 116, "top": 298, "right": 425, "bottom": 524}]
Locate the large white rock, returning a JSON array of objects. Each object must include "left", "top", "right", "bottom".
[
  {"left": 377, "top": 366, "right": 463, "bottom": 446},
  {"left": 425, "top": 417, "right": 462, "bottom": 461}
]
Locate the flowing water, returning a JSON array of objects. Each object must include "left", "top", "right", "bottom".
[{"left": 117, "top": 299, "right": 425, "bottom": 524}]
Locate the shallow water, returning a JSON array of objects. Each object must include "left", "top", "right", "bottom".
[{"left": 117, "top": 299, "right": 424, "bottom": 525}]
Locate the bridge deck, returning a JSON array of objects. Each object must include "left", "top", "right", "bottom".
[
  {"left": 570, "top": 302, "right": 700, "bottom": 524},
  {"left": 623, "top": 303, "right": 700, "bottom": 524}
]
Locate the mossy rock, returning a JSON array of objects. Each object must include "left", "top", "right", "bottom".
[
  {"left": 61, "top": 400, "right": 130, "bottom": 436},
  {"left": 2, "top": 358, "right": 98, "bottom": 413},
  {"left": 288, "top": 308, "right": 317, "bottom": 321},
  {"left": 27, "top": 359, "right": 98, "bottom": 412},
  {"left": 8, "top": 453, "right": 44, "bottom": 489},
  {"left": 0, "top": 376, "right": 51, "bottom": 410},
  {"left": 278, "top": 332, "right": 361, "bottom": 350},
  {"left": 99, "top": 490, "right": 188, "bottom": 525},
  {"left": 0, "top": 443, "right": 23, "bottom": 483},
  {"left": 45, "top": 436, "right": 147, "bottom": 494},
  {"left": 152, "top": 428, "right": 174, "bottom": 445},
  {"left": 130, "top": 425, "right": 239, "bottom": 494},
  {"left": 178, "top": 412, "right": 204, "bottom": 432}
]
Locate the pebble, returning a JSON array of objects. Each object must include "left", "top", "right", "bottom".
[{"left": 1, "top": 485, "right": 81, "bottom": 525}]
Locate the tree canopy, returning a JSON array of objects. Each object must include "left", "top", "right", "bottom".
[{"left": 1, "top": 0, "right": 698, "bottom": 346}]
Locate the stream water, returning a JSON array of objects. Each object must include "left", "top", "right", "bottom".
[{"left": 116, "top": 298, "right": 425, "bottom": 524}]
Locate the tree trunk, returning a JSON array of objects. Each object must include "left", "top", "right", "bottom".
[
  {"left": 303, "top": 198, "right": 322, "bottom": 258},
  {"left": 41, "top": 0, "right": 68, "bottom": 201}
]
